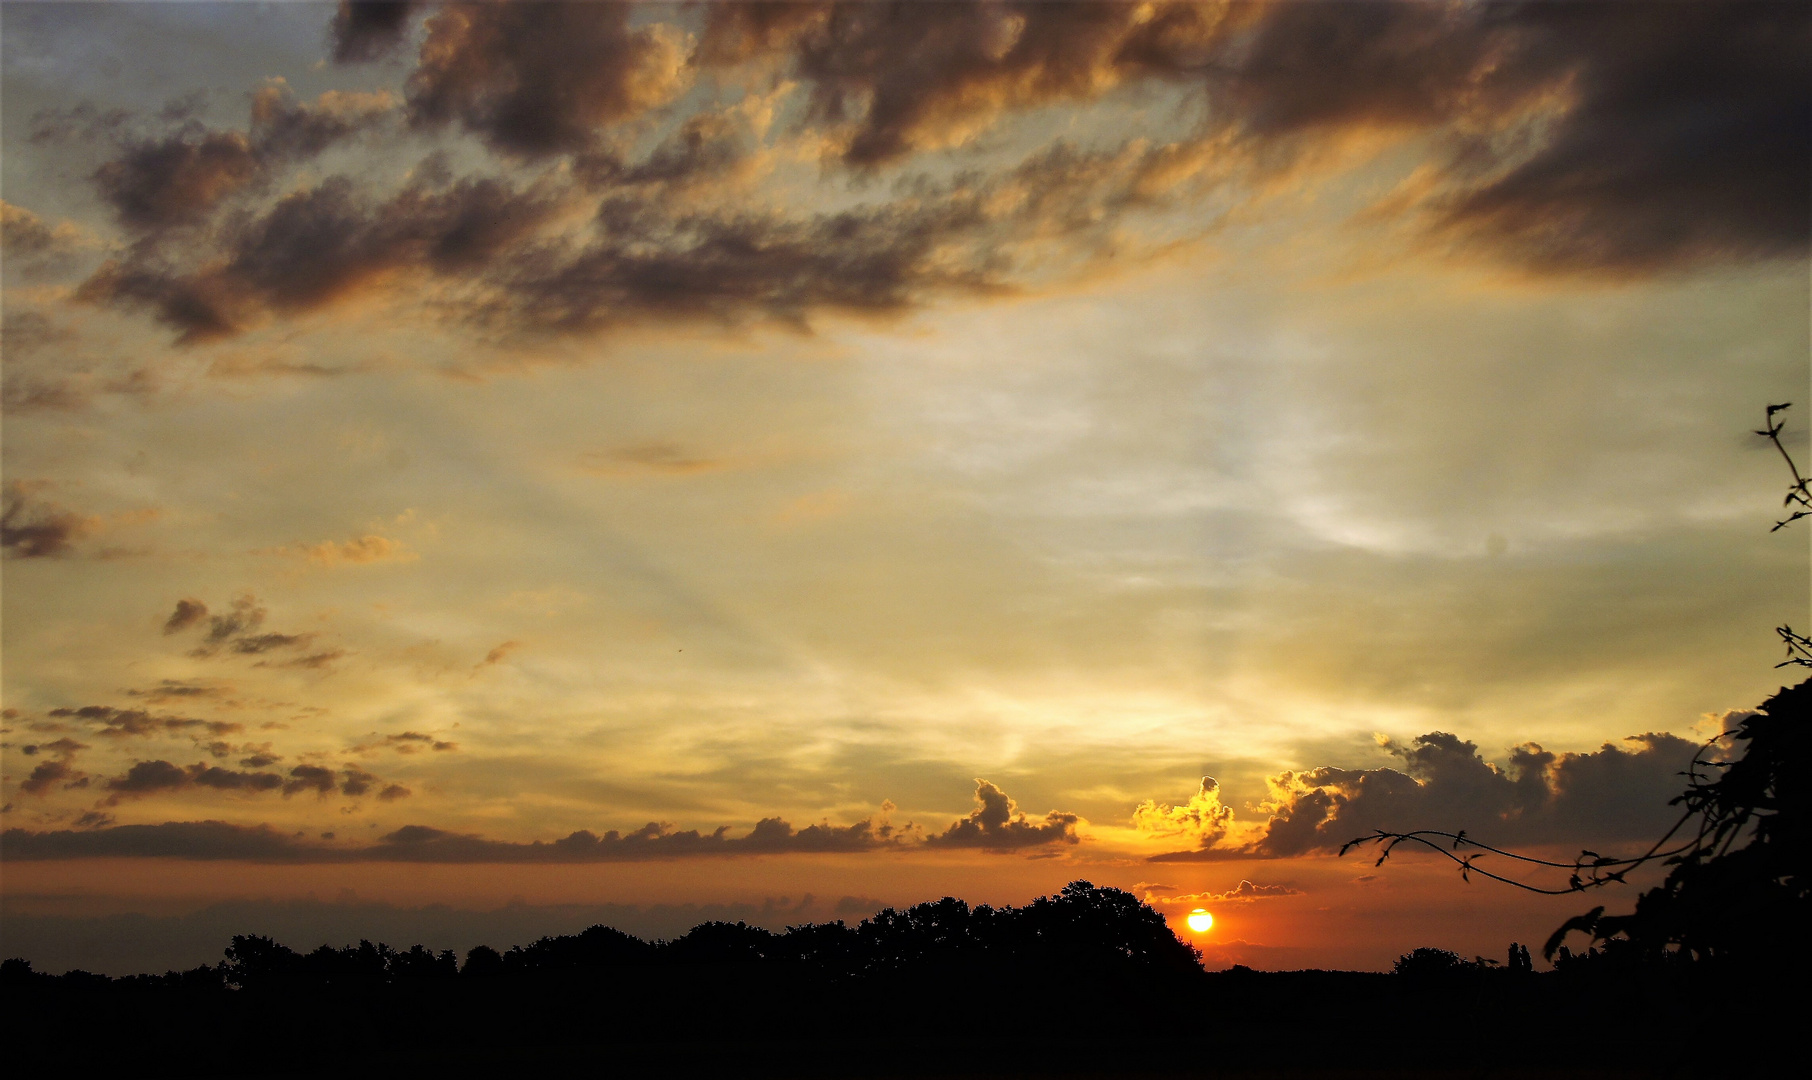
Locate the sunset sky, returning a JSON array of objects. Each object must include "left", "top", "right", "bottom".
[{"left": 3, "top": 1, "right": 1807, "bottom": 974}]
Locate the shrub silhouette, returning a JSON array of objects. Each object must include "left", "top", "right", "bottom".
[{"left": 1545, "top": 677, "right": 1809, "bottom": 966}]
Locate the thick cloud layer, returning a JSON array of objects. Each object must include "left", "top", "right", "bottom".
[
  {"left": 1, "top": 780, "right": 1088, "bottom": 860},
  {"left": 2, "top": 812, "right": 908, "bottom": 863},
  {"left": 54, "top": 2, "right": 1802, "bottom": 349}
]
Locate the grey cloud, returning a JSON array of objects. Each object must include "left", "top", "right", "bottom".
[
  {"left": 329, "top": 1, "right": 425, "bottom": 64},
  {"left": 927, "top": 779, "right": 1079, "bottom": 850},
  {"left": 2, "top": 483, "right": 97, "bottom": 559},
  {"left": 404, "top": 2, "right": 687, "bottom": 157}
]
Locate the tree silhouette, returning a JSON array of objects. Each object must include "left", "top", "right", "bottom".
[{"left": 1345, "top": 405, "right": 1811, "bottom": 967}]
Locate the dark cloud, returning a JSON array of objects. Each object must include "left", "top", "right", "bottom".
[
  {"left": 377, "top": 784, "right": 412, "bottom": 801},
  {"left": 1421, "top": 2, "right": 1812, "bottom": 275},
  {"left": 2, "top": 482, "right": 98, "bottom": 558},
  {"left": 86, "top": 85, "right": 391, "bottom": 235},
  {"left": 404, "top": 2, "right": 687, "bottom": 157},
  {"left": 101, "top": 759, "right": 283, "bottom": 803},
  {"left": 161, "top": 599, "right": 209, "bottom": 635},
  {"left": 48, "top": 705, "right": 242, "bottom": 740},
  {"left": 339, "top": 766, "right": 379, "bottom": 797},
  {"left": 1195, "top": 0, "right": 1810, "bottom": 274},
  {"left": 697, "top": 1, "right": 1808, "bottom": 272},
  {"left": 927, "top": 779, "right": 1079, "bottom": 850},
  {"left": 92, "top": 129, "right": 260, "bottom": 231},
  {"left": 103, "top": 759, "right": 193, "bottom": 797},
  {"left": 1152, "top": 727, "right": 1702, "bottom": 861},
  {"left": 282, "top": 764, "right": 339, "bottom": 797},
  {"left": 79, "top": 172, "right": 566, "bottom": 344},
  {"left": 329, "top": 1, "right": 425, "bottom": 64},
  {"left": 95, "top": 757, "right": 392, "bottom": 805},
  {"left": 20, "top": 759, "right": 84, "bottom": 797}
]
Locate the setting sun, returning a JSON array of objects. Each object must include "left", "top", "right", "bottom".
[{"left": 1186, "top": 909, "right": 1214, "bottom": 934}]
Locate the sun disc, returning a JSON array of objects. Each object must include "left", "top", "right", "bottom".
[{"left": 1185, "top": 909, "right": 1213, "bottom": 933}]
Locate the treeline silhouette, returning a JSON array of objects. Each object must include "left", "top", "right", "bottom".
[{"left": 3, "top": 881, "right": 1771, "bottom": 1077}]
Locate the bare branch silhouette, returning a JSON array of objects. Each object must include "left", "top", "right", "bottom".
[
  {"left": 1758, "top": 403, "right": 1811, "bottom": 533},
  {"left": 1343, "top": 405, "right": 1809, "bottom": 954}
]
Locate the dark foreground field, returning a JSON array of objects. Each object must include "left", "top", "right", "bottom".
[{"left": 2, "top": 882, "right": 1781, "bottom": 1078}]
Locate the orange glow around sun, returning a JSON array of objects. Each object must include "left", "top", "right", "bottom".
[{"left": 1186, "top": 909, "right": 1214, "bottom": 933}]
